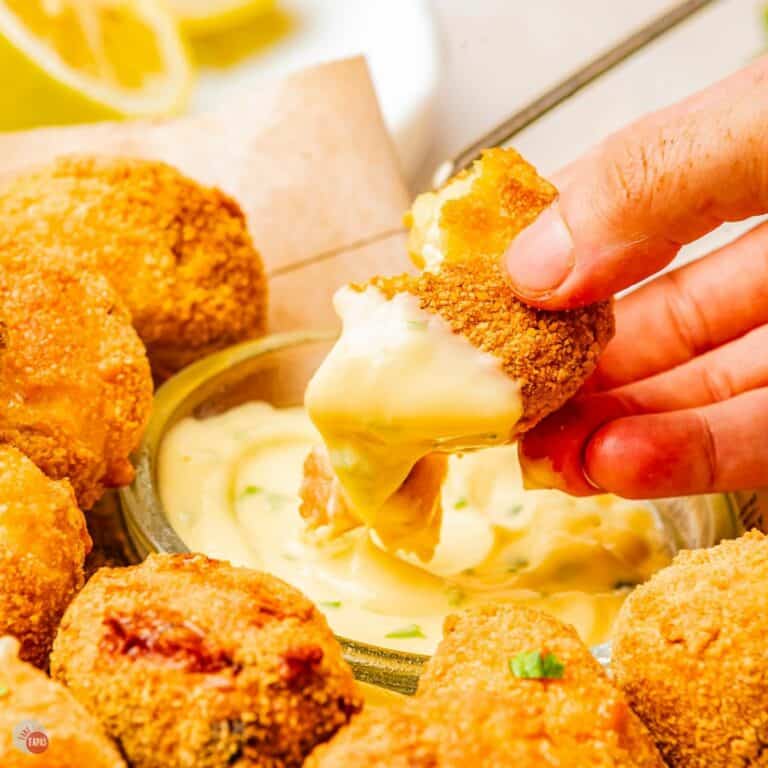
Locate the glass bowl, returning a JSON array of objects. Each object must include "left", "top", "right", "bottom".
[{"left": 120, "top": 331, "right": 745, "bottom": 694}]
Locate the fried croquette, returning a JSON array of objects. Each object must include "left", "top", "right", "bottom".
[
  {"left": 0, "top": 636, "right": 126, "bottom": 768},
  {"left": 0, "top": 155, "right": 268, "bottom": 380},
  {"left": 0, "top": 256, "right": 153, "bottom": 508},
  {"left": 368, "top": 259, "right": 614, "bottom": 434},
  {"left": 50, "top": 553, "right": 362, "bottom": 768},
  {"left": 0, "top": 447, "right": 90, "bottom": 668},
  {"left": 305, "top": 147, "right": 613, "bottom": 543},
  {"left": 416, "top": 605, "right": 664, "bottom": 767},
  {"left": 612, "top": 530, "right": 768, "bottom": 768},
  {"left": 300, "top": 448, "right": 447, "bottom": 559},
  {"left": 308, "top": 687, "right": 657, "bottom": 768},
  {"left": 406, "top": 147, "right": 558, "bottom": 270}
]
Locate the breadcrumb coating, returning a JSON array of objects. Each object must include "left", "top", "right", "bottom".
[
  {"left": 300, "top": 448, "right": 446, "bottom": 559},
  {"left": 369, "top": 259, "right": 614, "bottom": 432},
  {"left": 307, "top": 689, "right": 642, "bottom": 767},
  {"left": 417, "top": 605, "right": 664, "bottom": 767},
  {"left": 310, "top": 605, "right": 663, "bottom": 767},
  {"left": 0, "top": 446, "right": 90, "bottom": 668},
  {"left": 0, "top": 637, "right": 126, "bottom": 768},
  {"left": 407, "top": 147, "right": 558, "bottom": 268},
  {"left": 50, "top": 553, "right": 362, "bottom": 768},
  {"left": 0, "top": 255, "right": 153, "bottom": 508},
  {"left": 612, "top": 530, "right": 768, "bottom": 768},
  {"left": 0, "top": 155, "right": 268, "bottom": 380}
]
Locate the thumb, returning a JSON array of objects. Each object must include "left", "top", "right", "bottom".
[{"left": 503, "top": 55, "right": 768, "bottom": 309}]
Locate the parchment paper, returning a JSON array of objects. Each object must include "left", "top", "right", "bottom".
[{"left": 0, "top": 56, "right": 412, "bottom": 331}]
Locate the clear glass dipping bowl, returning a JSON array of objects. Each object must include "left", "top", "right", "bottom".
[{"left": 120, "top": 331, "right": 744, "bottom": 694}]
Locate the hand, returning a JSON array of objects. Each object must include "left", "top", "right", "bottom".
[{"left": 503, "top": 56, "right": 768, "bottom": 498}]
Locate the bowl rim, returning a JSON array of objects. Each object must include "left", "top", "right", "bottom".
[{"left": 119, "top": 330, "right": 428, "bottom": 694}]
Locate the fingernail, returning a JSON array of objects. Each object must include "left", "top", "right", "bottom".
[{"left": 504, "top": 203, "right": 575, "bottom": 296}]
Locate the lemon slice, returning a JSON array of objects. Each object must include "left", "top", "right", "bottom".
[
  {"left": 0, "top": 0, "right": 192, "bottom": 131},
  {"left": 167, "top": 0, "right": 275, "bottom": 37}
]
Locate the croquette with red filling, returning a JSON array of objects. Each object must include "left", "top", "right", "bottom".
[{"left": 50, "top": 553, "right": 362, "bottom": 768}]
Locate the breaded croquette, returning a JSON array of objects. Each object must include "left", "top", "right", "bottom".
[
  {"left": 0, "top": 256, "right": 153, "bottom": 508},
  {"left": 305, "top": 147, "right": 613, "bottom": 539},
  {"left": 300, "top": 447, "right": 447, "bottom": 559},
  {"left": 612, "top": 530, "right": 768, "bottom": 768},
  {"left": 407, "top": 147, "right": 558, "bottom": 270},
  {"left": 307, "top": 689, "right": 644, "bottom": 767},
  {"left": 417, "top": 605, "right": 664, "bottom": 767},
  {"left": 0, "top": 637, "right": 125, "bottom": 767},
  {"left": 368, "top": 258, "right": 614, "bottom": 435},
  {"left": 0, "top": 447, "right": 90, "bottom": 668},
  {"left": 0, "top": 155, "right": 268, "bottom": 380},
  {"left": 50, "top": 553, "right": 362, "bottom": 768},
  {"left": 310, "top": 605, "right": 663, "bottom": 767}
]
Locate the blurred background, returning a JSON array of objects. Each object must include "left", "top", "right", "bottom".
[{"left": 0, "top": 0, "right": 762, "bottom": 189}]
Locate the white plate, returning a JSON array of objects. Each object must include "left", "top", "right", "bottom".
[{"left": 191, "top": 0, "right": 439, "bottom": 181}]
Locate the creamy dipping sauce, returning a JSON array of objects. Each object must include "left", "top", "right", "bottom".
[
  {"left": 304, "top": 286, "right": 522, "bottom": 530},
  {"left": 159, "top": 402, "right": 673, "bottom": 655}
]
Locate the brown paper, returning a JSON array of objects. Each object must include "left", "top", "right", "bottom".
[{"left": 0, "top": 56, "right": 412, "bottom": 331}]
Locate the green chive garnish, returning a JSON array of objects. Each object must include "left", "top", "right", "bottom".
[
  {"left": 385, "top": 624, "right": 425, "bottom": 639},
  {"left": 406, "top": 320, "right": 428, "bottom": 330},
  {"left": 509, "top": 651, "right": 565, "bottom": 680},
  {"left": 0, "top": 685, "right": 8, "bottom": 698},
  {"left": 453, "top": 497, "right": 468, "bottom": 510},
  {"left": 241, "top": 485, "right": 262, "bottom": 496},
  {"left": 320, "top": 601, "right": 342, "bottom": 609},
  {"left": 507, "top": 504, "right": 523, "bottom": 517}
]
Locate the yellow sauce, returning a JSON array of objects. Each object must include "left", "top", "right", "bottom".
[
  {"left": 159, "top": 402, "right": 673, "bottom": 655},
  {"left": 304, "top": 285, "right": 522, "bottom": 535}
]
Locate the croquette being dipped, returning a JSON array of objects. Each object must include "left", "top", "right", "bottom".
[
  {"left": 0, "top": 446, "right": 90, "bottom": 668},
  {"left": 0, "top": 255, "right": 153, "bottom": 508},
  {"left": 612, "top": 530, "right": 768, "bottom": 768},
  {"left": 0, "top": 155, "right": 268, "bottom": 380},
  {"left": 0, "top": 637, "right": 126, "bottom": 768},
  {"left": 50, "top": 553, "right": 362, "bottom": 768},
  {"left": 305, "top": 148, "right": 613, "bottom": 541},
  {"left": 309, "top": 605, "right": 663, "bottom": 767}
]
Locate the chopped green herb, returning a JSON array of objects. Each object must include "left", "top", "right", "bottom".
[
  {"left": 240, "top": 486, "right": 291, "bottom": 510},
  {"left": 320, "top": 600, "right": 342, "bottom": 609},
  {"left": 446, "top": 586, "right": 466, "bottom": 607},
  {"left": 613, "top": 580, "right": 638, "bottom": 590},
  {"left": 509, "top": 651, "right": 565, "bottom": 680},
  {"left": 0, "top": 685, "right": 8, "bottom": 698},
  {"left": 507, "top": 557, "right": 529, "bottom": 573},
  {"left": 281, "top": 553, "right": 298, "bottom": 562},
  {"left": 406, "top": 320, "right": 428, "bottom": 331},
  {"left": 385, "top": 624, "right": 426, "bottom": 639},
  {"left": 453, "top": 497, "right": 469, "bottom": 510},
  {"left": 507, "top": 504, "right": 523, "bottom": 517}
]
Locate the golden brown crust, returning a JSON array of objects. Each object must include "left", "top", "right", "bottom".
[
  {"left": 612, "top": 530, "right": 768, "bottom": 768},
  {"left": 0, "top": 155, "right": 268, "bottom": 380},
  {"left": 417, "top": 605, "right": 664, "bottom": 767},
  {"left": 0, "top": 637, "right": 125, "bottom": 768},
  {"left": 310, "top": 606, "right": 662, "bottom": 767},
  {"left": 50, "top": 553, "right": 362, "bottom": 768},
  {"left": 0, "top": 256, "right": 153, "bottom": 508},
  {"left": 407, "top": 148, "right": 558, "bottom": 267},
  {"left": 0, "top": 447, "right": 90, "bottom": 668},
  {"left": 370, "top": 261, "right": 614, "bottom": 432}
]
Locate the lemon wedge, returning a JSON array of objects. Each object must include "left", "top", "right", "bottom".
[
  {"left": 0, "top": 0, "right": 192, "bottom": 131},
  {"left": 167, "top": 0, "right": 275, "bottom": 37}
]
